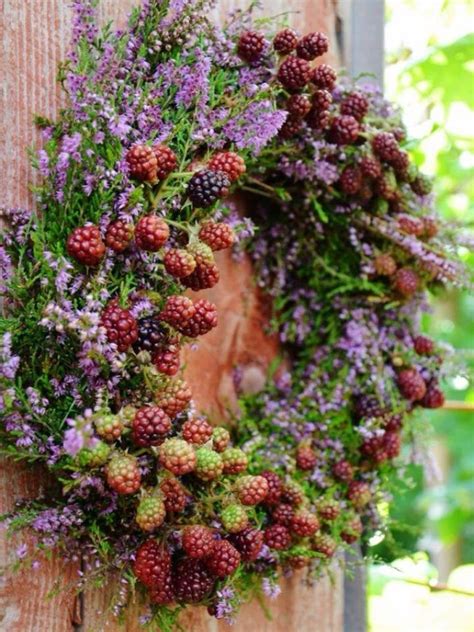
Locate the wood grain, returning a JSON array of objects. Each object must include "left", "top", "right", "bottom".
[{"left": 0, "top": 1, "right": 344, "bottom": 630}]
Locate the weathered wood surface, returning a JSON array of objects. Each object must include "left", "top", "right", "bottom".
[{"left": 0, "top": 1, "right": 343, "bottom": 630}]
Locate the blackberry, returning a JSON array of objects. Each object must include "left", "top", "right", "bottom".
[
  {"left": 181, "top": 260, "right": 220, "bottom": 291},
  {"left": 279, "top": 115, "right": 302, "bottom": 139},
  {"left": 160, "top": 476, "right": 188, "bottom": 513},
  {"left": 423, "top": 216, "right": 438, "bottom": 239},
  {"left": 153, "top": 343, "right": 181, "bottom": 376},
  {"left": 152, "top": 144, "right": 177, "bottom": 180},
  {"left": 237, "top": 475, "right": 269, "bottom": 505},
  {"left": 126, "top": 144, "right": 157, "bottom": 182},
  {"left": 312, "top": 89, "right": 333, "bottom": 111},
  {"left": 94, "top": 413, "right": 123, "bottom": 443},
  {"left": 206, "top": 540, "right": 241, "bottom": 578},
  {"left": 341, "top": 514, "right": 363, "bottom": 544},
  {"left": 393, "top": 267, "right": 419, "bottom": 297},
  {"left": 411, "top": 174, "right": 433, "bottom": 196},
  {"left": 159, "top": 438, "right": 196, "bottom": 475},
  {"left": 290, "top": 509, "right": 320, "bottom": 537},
  {"left": 208, "top": 152, "right": 246, "bottom": 182},
  {"left": 163, "top": 248, "right": 196, "bottom": 278},
  {"left": 134, "top": 316, "right": 167, "bottom": 355},
  {"left": 261, "top": 470, "right": 283, "bottom": 506},
  {"left": 391, "top": 150, "right": 410, "bottom": 177},
  {"left": 199, "top": 221, "right": 235, "bottom": 251},
  {"left": 133, "top": 540, "right": 171, "bottom": 588},
  {"left": 176, "top": 299, "right": 218, "bottom": 337},
  {"left": 135, "top": 215, "right": 170, "bottom": 252},
  {"left": 182, "top": 525, "right": 214, "bottom": 559},
  {"left": 187, "top": 169, "right": 230, "bottom": 208},
  {"left": 372, "top": 132, "right": 399, "bottom": 163},
  {"left": 374, "top": 171, "right": 398, "bottom": 201},
  {"left": 264, "top": 524, "right": 291, "bottom": 550},
  {"left": 100, "top": 301, "right": 138, "bottom": 352},
  {"left": 237, "top": 30, "right": 266, "bottom": 63},
  {"left": 359, "top": 156, "right": 382, "bottom": 179},
  {"left": 397, "top": 368, "right": 427, "bottom": 401},
  {"left": 329, "top": 115, "right": 360, "bottom": 145},
  {"left": 312, "top": 533, "right": 337, "bottom": 557},
  {"left": 306, "top": 108, "right": 331, "bottom": 130},
  {"left": 273, "top": 28, "right": 299, "bottom": 55},
  {"left": 374, "top": 253, "right": 397, "bottom": 276},
  {"left": 397, "top": 214, "right": 424, "bottom": 237},
  {"left": 106, "top": 452, "right": 141, "bottom": 495},
  {"left": 195, "top": 447, "right": 224, "bottom": 481},
  {"left": 105, "top": 220, "right": 133, "bottom": 253},
  {"left": 221, "top": 504, "right": 248, "bottom": 533},
  {"left": 340, "top": 92, "right": 369, "bottom": 121},
  {"left": 76, "top": 441, "right": 110, "bottom": 468},
  {"left": 347, "top": 480, "right": 371, "bottom": 509},
  {"left": 212, "top": 427, "right": 230, "bottom": 453},
  {"left": 229, "top": 527, "right": 264, "bottom": 561},
  {"left": 332, "top": 460, "right": 354, "bottom": 482},
  {"left": 420, "top": 381, "right": 445, "bottom": 409},
  {"left": 272, "top": 503, "right": 294, "bottom": 526},
  {"left": 310, "top": 63, "right": 337, "bottom": 90},
  {"left": 383, "top": 431, "right": 401, "bottom": 458},
  {"left": 160, "top": 295, "right": 195, "bottom": 329},
  {"left": 67, "top": 225, "right": 105, "bottom": 267},
  {"left": 339, "top": 166, "right": 363, "bottom": 195},
  {"left": 354, "top": 395, "right": 386, "bottom": 421},
  {"left": 136, "top": 495, "right": 166, "bottom": 532},
  {"left": 277, "top": 55, "right": 311, "bottom": 91},
  {"left": 172, "top": 559, "right": 215, "bottom": 604},
  {"left": 296, "top": 444, "right": 317, "bottom": 470},
  {"left": 281, "top": 481, "right": 305, "bottom": 506},
  {"left": 132, "top": 406, "right": 171, "bottom": 447},
  {"left": 149, "top": 576, "right": 175, "bottom": 606},
  {"left": 296, "top": 32, "right": 329, "bottom": 61},
  {"left": 317, "top": 498, "right": 341, "bottom": 521},
  {"left": 182, "top": 417, "right": 213, "bottom": 445},
  {"left": 155, "top": 378, "right": 192, "bottom": 418},
  {"left": 414, "top": 335, "right": 434, "bottom": 356},
  {"left": 286, "top": 94, "right": 312, "bottom": 118}
]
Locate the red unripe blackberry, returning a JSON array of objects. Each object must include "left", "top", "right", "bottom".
[
  {"left": 393, "top": 267, "right": 420, "bottom": 297},
  {"left": 205, "top": 540, "right": 241, "bottom": 578},
  {"left": 222, "top": 447, "right": 248, "bottom": 474},
  {"left": 339, "top": 165, "right": 363, "bottom": 195},
  {"left": 105, "top": 220, "right": 133, "bottom": 253},
  {"left": 133, "top": 540, "right": 171, "bottom": 588},
  {"left": 164, "top": 248, "right": 196, "bottom": 278},
  {"left": 312, "top": 88, "right": 333, "bottom": 111},
  {"left": 176, "top": 299, "right": 217, "bottom": 337},
  {"left": 329, "top": 115, "right": 360, "bottom": 145},
  {"left": 272, "top": 503, "right": 294, "bottom": 526},
  {"left": 264, "top": 524, "right": 291, "bottom": 550},
  {"left": 132, "top": 406, "right": 171, "bottom": 447},
  {"left": 296, "top": 444, "right": 317, "bottom": 470},
  {"left": 134, "top": 316, "right": 166, "bottom": 355},
  {"left": 423, "top": 216, "right": 438, "bottom": 239},
  {"left": 67, "top": 225, "right": 106, "bottom": 266},
  {"left": 149, "top": 576, "right": 175, "bottom": 605},
  {"left": 181, "top": 260, "right": 220, "bottom": 291},
  {"left": 135, "top": 215, "right": 169, "bottom": 252},
  {"left": 372, "top": 132, "right": 399, "bottom": 163},
  {"left": 237, "top": 475, "right": 269, "bottom": 506},
  {"left": 286, "top": 94, "right": 312, "bottom": 118},
  {"left": 155, "top": 378, "right": 192, "bottom": 417},
  {"left": 374, "top": 171, "right": 398, "bottom": 200},
  {"left": 317, "top": 498, "right": 341, "bottom": 521},
  {"left": 100, "top": 301, "right": 138, "bottom": 352},
  {"left": 212, "top": 427, "right": 230, "bottom": 453},
  {"left": 281, "top": 481, "right": 305, "bottom": 506},
  {"left": 340, "top": 92, "right": 369, "bottom": 121},
  {"left": 288, "top": 555, "right": 310, "bottom": 569},
  {"left": 384, "top": 413, "right": 403, "bottom": 433},
  {"left": 296, "top": 32, "right": 329, "bottom": 61},
  {"left": 159, "top": 438, "right": 196, "bottom": 475},
  {"left": 414, "top": 335, "right": 434, "bottom": 356},
  {"left": 397, "top": 214, "right": 424, "bottom": 237},
  {"left": 229, "top": 527, "right": 264, "bottom": 561},
  {"left": 360, "top": 155, "right": 382, "bottom": 179},
  {"left": 182, "top": 417, "right": 213, "bottom": 445},
  {"left": 390, "top": 150, "right": 410, "bottom": 178},
  {"left": 277, "top": 55, "right": 311, "bottom": 91},
  {"left": 347, "top": 480, "right": 371, "bottom": 510},
  {"left": 273, "top": 28, "right": 298, "bottom": 55},
  {"left": 341, "top": 514, "right": 363, "bottom": 544},
  {"left": 374, "top": 253, "right": 397, "bottom": 276},
  {"left": 420, "top": 382, "right": 445, "bottom": 409},
  {"left": 290, "top": 509, "right": 320, "bottom": 537},
  {"left": 160, "top": 295, "right": 196, "bottom": 330},
  {"left": 279, "top": 115, "right": 302, "bottom": 139},
  {"left": 182, "top": 525, "right": 214, "bottom": 559},
  {"left": 160, "top": 476, "right": 188, "bottom": 513},
  {"left": 332, "top": 459, "right": 354, "bottom": 482},
  {"left": 172, "top": 559, "right": 215, "bottom": 603},
  {"left": 306, "top": 108, "right": 331, "bottom": 130},
  {"left": 237, "top": 30, "right": 266, "bottom": 63},
  {"left": 310, "top": 63, "right": 337, "bottom": 90},
  {"left": 208, "top": 152, "right": 246, "bottom": 182},
  {"left": 313, "top": 533, "right": 337, "bottom": 557},
  {"left": 152, "top": 144, "right": 177, "bottom": 180},
  {"left": 136, "top": 495, "right": 166, "bottom": 532},
  {"left": 360, "top": 435, "right": 384, "bottom": 458},
  {"left": 383, "top": 431, "right": 401, "bottom": 458},
  {"left": 261, "top": 470, "right": 283, "bottom": 505},
  {"left": 187, "top": 169, "right": 230, "bottom": 208},
  {"left": 199, "top": 221, "right": 235, "bottom": 251},
  {"left": 126, "top": 144, "right": 158, "bottom": 182},
  {"left": 153, "top": 344, "right": 180, "bottom": 376},
  {"left": 106, "top": 452, "right": 141, "bottom": 495}
]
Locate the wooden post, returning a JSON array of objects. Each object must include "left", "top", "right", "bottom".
[{"left": 0, "top": 2, "right": 344, "bottom": 630}]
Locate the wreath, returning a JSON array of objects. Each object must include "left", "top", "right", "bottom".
[{"left": 0, "top": 1, "right": 468, "bottom": 629}]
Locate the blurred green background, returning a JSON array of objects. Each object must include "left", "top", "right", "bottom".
[{"left": 368, "top": 1, "right": 474, "bottom": 629}]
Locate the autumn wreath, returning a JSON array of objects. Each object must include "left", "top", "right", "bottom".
[{"left": 0, "top": 1, "right": 468, "bottom": 629}]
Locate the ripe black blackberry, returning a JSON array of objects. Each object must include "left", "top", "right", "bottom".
[
  {"left": 172, "top": 559, "right": 215, "bottom": 603},
  {"left": 277, "top": 55, "right": 311, "bottom": 91},
  {"left": 312, "top": 89, "right": 332, "bottom": 111},
  {"left": 134, "top": 316, "right": 167, "bottom": 354},
  {"left": 273, "top": 28, "right": 298, "bottom": 54},
  {"left": 372, "top": 132, "right": 399, "bottom": 163},
  {"left": 237, "top": 30, "right": 266, "bottom": 63},
  {"left": 279, "top": 115, "right": 302, "bottom": 139},
  {"left": 354, "top": 395, "right": 386, "bottom": 421},
  {"left": 329, "top": 115, "right": 360, "bottom": 145},
  {"left": 286, "top": 94, "right": 312, "bottom": 118},
  {"left": 132, "top": 405, "right": 172, "bottom": 447},
  {"left": 187, "top": 169, "right": 230, "bottom": 208},
  {"left": 296, "top": 32, "right": 329, "bottom": 60},
  {"left": 229, "top": 527, "right": 264, "bottom": 561},
  {"left": 306, "top": 108, "right": 331, "bottom": 130},
  {"left": 339, "top": 166, "right": 363, "bottom": 195},
  {"left": 310, "top": 63, "right": 337, "bottom": 90},
  {"left": 340, "top": 92, "right": 369, "bottom": 121}
]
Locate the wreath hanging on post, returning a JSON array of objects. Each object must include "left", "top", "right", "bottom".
[{"left": 0, "top": 1, "right": 469, "bottom": 629}]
